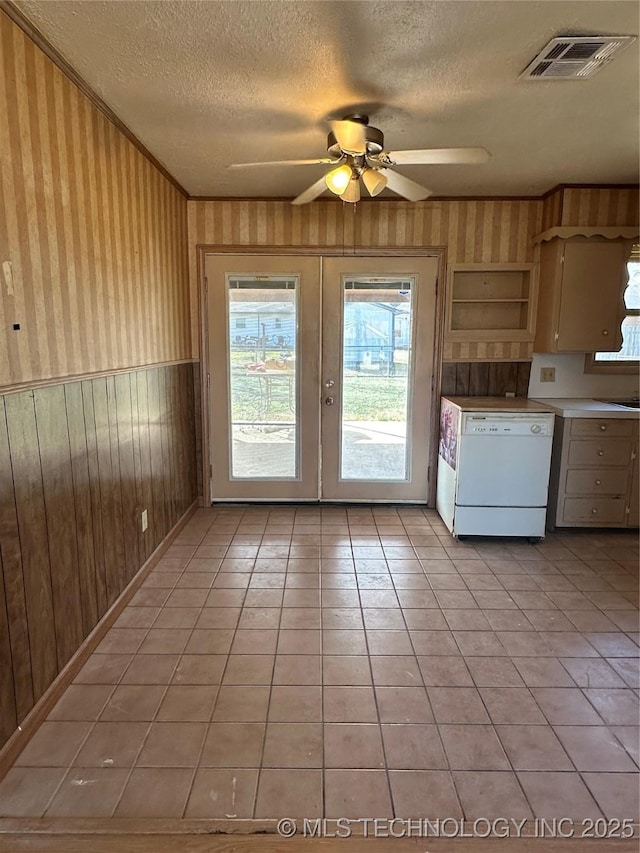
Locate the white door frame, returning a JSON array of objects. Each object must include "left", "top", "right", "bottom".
[{"left": 197, "top": 245, "right": 447, "bottom": 506}]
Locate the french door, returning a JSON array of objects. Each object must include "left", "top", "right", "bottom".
[{"left": 206, "top": 254, "right": 438, "bottom": 501}]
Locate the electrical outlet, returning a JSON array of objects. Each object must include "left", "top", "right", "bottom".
[
  {"left": 141, "top": 509, "right": 148, "bottom": 532},
  {"left": 540, "top": 367, "right": 556, "bottom": 383}
]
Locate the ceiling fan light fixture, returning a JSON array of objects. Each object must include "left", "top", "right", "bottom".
[
  {"left": 362, "top": 168, "right": 387, "bottom": 197},
  {"left": 341, "top": 176, "right": 361, "bottom": 203},
  {"left": 325, "top": 163, "right": 352, "bottom": 195},
  {"left": 231, "top": 113, "right": 490, "bottom": 205}
]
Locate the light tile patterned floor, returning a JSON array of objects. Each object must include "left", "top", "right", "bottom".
[{"left": 0, "top": 506, "right": 638, "bottom": 823}]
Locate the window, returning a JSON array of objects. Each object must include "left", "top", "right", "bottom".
[
  {"left": 586, "top": 246, "right": 640, "bottom": 373},
  {"left": 236, "top": 319, "right": 246, "bottom": 329}
]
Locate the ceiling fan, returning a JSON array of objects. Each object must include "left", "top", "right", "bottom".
[{"left": 229, "top": 114, "right": 490, "bottom": 205}]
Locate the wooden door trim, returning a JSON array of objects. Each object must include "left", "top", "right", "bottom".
[{"left": 197, "top": 245, "right": 447, "bottom": 507}]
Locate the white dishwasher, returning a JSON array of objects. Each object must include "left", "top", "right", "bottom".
[{"left": 436, "top": 397, "right": 555, "bottom": 538}]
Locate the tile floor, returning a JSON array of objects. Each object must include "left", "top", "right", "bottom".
[{"left": 0, "top": 505, "right": 638, "bottom": 824}]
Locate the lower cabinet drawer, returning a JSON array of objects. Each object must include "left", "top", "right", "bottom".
[
  {"left": 565, "top": 468, "right": 630, "bottom": 496},
  {"left": 567, "top": 439, "right": 632, "bottom": 467},
  {"left": 562, "top": 497, "right": 627, "bottom": 524},
  {"left": 570, "top": 419, "right": 634, "bottom": 438}
]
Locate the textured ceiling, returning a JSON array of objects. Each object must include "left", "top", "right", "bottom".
[{"left": 16, "top": 0, "right": 640, "bottom": 198}]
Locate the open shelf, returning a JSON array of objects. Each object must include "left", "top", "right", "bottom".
[{"left": 446, "top": 264, "right": 536, "bottom": 342}]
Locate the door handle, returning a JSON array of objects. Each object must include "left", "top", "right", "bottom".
[
  {"left": 325, "top": 396, "right": 335, "bottom": 406},
  {"left": 324, "top": 379, "right": 335, "bottom": 388}
]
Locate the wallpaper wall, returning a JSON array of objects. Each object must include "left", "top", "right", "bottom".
[
  {"left": 541, "top": 188, "right": 563, "bottom": 233},
  {"left": 542, "top": 186, "right": 638, "bottom": 231},
  {"left": 561, "top": 187, "right": 638, "bottom": 227},
  {"left": 0, "top": 9, "right": 191, "bottom": 390},
  {"left": 0, "top": 10, "right": 198, "bottom": 752},
  {"left": 188, "top": 198, "right": 543, "bottom": 361}
]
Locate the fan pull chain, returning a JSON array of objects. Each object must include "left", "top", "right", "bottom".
[{"left": 352, "top": 201, "right": 357, "bottom": 255}]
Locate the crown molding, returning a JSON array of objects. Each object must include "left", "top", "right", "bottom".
[{"left": 541, "top": 182, "right": 638, "bottom": 199}]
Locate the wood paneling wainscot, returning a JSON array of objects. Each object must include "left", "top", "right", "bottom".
[
  {"left": 0, "top": 363, "right": 198, "bottom": 750},
  {"left": 0, "top": 9, "right": 191, "bottom": 390},
  {"left": 441, "top": 361, "right": 532, "bottom": 399}
]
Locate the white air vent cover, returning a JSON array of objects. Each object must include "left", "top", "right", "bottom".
[{"left": 520, "top": 35, "right": 636, "bottom": 80}]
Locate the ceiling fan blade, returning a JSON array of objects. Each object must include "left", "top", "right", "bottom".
[
  {"left": 229, "top": 158, "right": 338, "bottom": 168},
  {"left": 384, "top": 169, "right": 432, "bottom": 202},
  {"left": 291, "top": 176, "right": 328, "bottom": 205},
  {"left": 330, "top": 120, "right": 367, "bottom": 155},
  {"left": 385, "top": 147, "right": 491, "bottom": 165}
]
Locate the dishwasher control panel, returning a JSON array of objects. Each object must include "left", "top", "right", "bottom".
[{"left": 463, "top": 416, "right": 553, "bottom": 436}]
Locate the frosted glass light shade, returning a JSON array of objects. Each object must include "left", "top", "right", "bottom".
[
  {"left": 341, "top": 177, "right": 361, "bottom": 203},
  {"left": 325, "top": 164, "right": 353, "bottom": 195},
  {"left": 362, "top": 168, "right": 387, "bottom": 197}
]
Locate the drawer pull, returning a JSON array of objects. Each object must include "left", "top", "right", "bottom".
[
  {"left": 599, "top": 425, "right": 607, "bottom": 431},
  {"left": 591, "top": 508, "right": 598, "bottom": 514},
  {"left": 602, "top": 330, "right": 609, "bottom": 336},
  {"left": 595, "top": 479, "right": 602, "bottom": 485},
  {"left": 598, "top": 450, "right": 604, "bottom": 456}
]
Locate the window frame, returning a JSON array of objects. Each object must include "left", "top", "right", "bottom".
[{"left": 585, "top": 249, "right": 640, "bottom": 375}]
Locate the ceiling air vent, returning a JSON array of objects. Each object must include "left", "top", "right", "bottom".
[{"left": 520, "top": 35, "right": 636, "bottom": 80}]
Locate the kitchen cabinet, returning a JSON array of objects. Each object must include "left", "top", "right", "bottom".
[
  {"left": 547, "top": 415, "right": 639, "bottom": 529},
  {"left": 534, "top": 236, "right": 632, "bottom": 353},
  {"left": 446, "top": 264, "right": 536, "bottom": 342}
]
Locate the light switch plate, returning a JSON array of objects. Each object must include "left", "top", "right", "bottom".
[{"left": 141, "top": 509, "right": 148, "bottom": 532}]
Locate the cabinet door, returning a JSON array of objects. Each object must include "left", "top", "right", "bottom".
[{"left": 556, "top": 240, "right": 627, "bottom": 352}]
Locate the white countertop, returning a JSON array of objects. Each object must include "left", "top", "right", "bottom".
[
  {"left": 442, "top": 396, "right": 556, "bottom": 413},
  {"left": 531, "top": 398, "right": 640, "bottom": 419}
]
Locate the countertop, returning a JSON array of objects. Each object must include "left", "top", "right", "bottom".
[
  {"left": 442, "top": 396, "right": 556, "bottom": 413},
  {"left": 531, "top": 398, "right": 640, "bottom": 419}
]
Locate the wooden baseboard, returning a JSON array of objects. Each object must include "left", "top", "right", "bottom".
[{"left": 0, "top": 501, "right": 198, "bottom": 780}]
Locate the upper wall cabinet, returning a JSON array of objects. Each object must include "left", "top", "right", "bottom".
[
  {"left": 534, "top": 236, "right": 632, "bottom": 353},
  {"left": 446, "top": 264, "right": 537, "bottom": 342}
]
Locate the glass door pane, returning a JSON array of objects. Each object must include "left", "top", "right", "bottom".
[
  {"left": 227, "top": 277, "right": 298, "bottom": 479},
  {"left": 321, "top": 256, "right": 438, "bottom": 502},
  {"left": 207, "top": 255, "right": 320, "bottom": 502},
  {"left": 341, "top": 279, "right": 414, "bottom": 481}
]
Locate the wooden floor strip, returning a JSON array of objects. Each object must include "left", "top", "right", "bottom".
[{"left": 0, "top": 830, "right": 637, "bottom": 853}]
